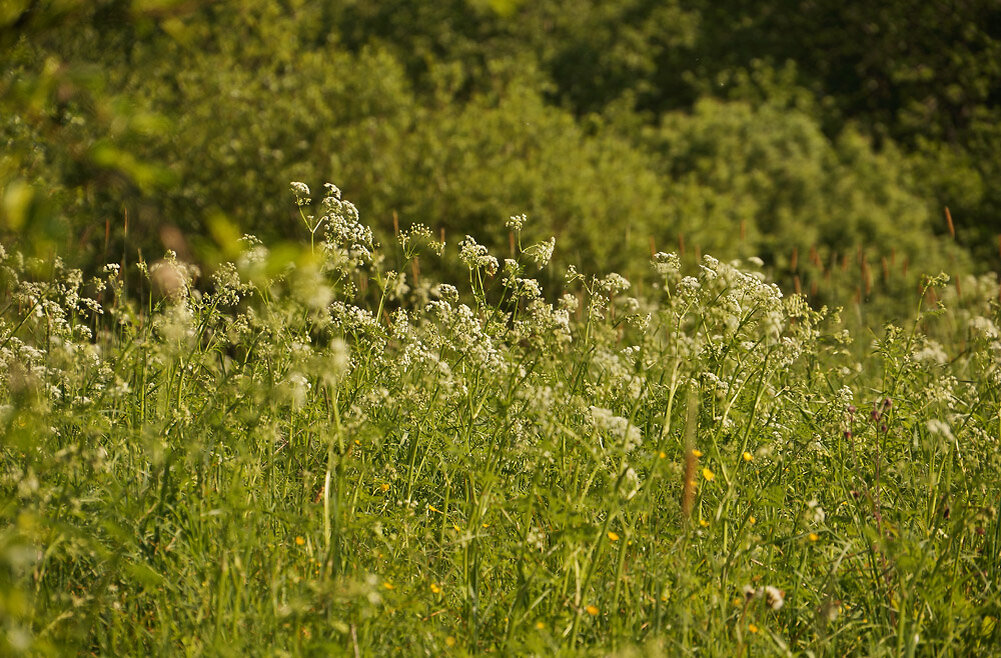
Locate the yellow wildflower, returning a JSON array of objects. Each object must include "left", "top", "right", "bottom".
[
  {"left": 702, "top": 467, "right": 715, "bottom": 481},
  {"left": 607, "top": 531, "right": 620, "bottom": 541}
]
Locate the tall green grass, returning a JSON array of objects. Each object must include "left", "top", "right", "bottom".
[{"left": 1, "top": 184, "right": 999, "bottom": 655}]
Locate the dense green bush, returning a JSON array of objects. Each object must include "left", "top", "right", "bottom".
[
  {"left": 339, "top": 0, "right": 1001, "bottom": 261},
  {"left": 3, "top": 3, "right": 671, "bottom": 282},
  {"left": 645, "top": 96, "right": 973, "bottom": 310}
]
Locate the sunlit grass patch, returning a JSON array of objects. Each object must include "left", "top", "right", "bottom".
[{"left": 0, "top": 186, "right": 999, "bottom": 655}]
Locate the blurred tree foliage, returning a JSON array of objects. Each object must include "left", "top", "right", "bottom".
[{"left": 1, "top": 0, "right": 995, "bottom": 300}]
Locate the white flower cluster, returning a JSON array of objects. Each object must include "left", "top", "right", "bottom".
[
  {"left": 926, "top": 418, "right": 954, "bottom": 442},
  {"left": 598, "top": 273, "right": 630, "bottom": 295},
  {"left": 432, "top": 284, "right": 459, "bottom": 303},
  {"left": 589, "top": 406, "right": 643, "bottom": 452},
  {"left": 321, "top": 192, "right": 376, "bottom": 267},
  {"left": 512, "top": 299, "right": 572, "bottom": 348},
  {"left": 505, "top": 213, "right": 527, "bottom": 231},
  {"left": 153, "top": 300, "right": 197, "bottom": 347},
  {"left": 805, "top": 499, "right": 826, "bottom": 525},
  {"left": 969, "top": 316, "right": 999, "bottom": 340},
  {"left": 742, "top": 585, "right": 785, "bottom": 610},
  {"left": 512, "top": 278, "right": 542, "bottom": 300},
  {"left": 652, "top": 251, "right": 681, "bottom": 278},
  {"left": 289, "top": 181, "right": 311, "bottom": 206},
  {"left": 912, "top": 338, "right": 948, "bottom": 365},
  {"left": 210, "top": 262, "right": 254, "bottom": 307},
  {"left": 458, "top": 235, "right": 499, "bottom": 275},
  {"left": 523, "top": 237, "right": 555, "bottom": 267},
  {"left": 399, "top": 223, "right": 445, "bottom": 258},
  {"left": 330, "top": 302, "right": 383, "bottom": 340},
  {"left": 149, "top": 251, "right": 200, "bottom": 302}
]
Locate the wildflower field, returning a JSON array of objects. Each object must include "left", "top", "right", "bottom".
[{"left": 2, "top": 181, "right": 1000, "bottom": 655}]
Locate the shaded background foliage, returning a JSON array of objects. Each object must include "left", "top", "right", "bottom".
[{"left": 1, "top": 0, "right": 998, "bottom": 301}]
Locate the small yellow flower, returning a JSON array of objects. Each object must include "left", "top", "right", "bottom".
[
  {"left": 742, "top": 451, "right": 753, "bottom": 462},
  {"left": 808, "top": 532, "right": 820, "bottom": 542},
  {"left": 585, "top": 605, "right": 600, "bottom": 616},
  {"left": 379, "top": 483, "right": 391, "bottom": 492},
  {"left": 702, "top": 467, "right": 715, "bottom": 481},
  {"left": 294, "top": 536, "right": 305, "bottom": 546},
  {"left": 748, "top": 623, "right": 759, "bottom": 634},
  {"left": 658, "top": 451, "right": 667, "bottom": 459},
  {"left": 535, "top": 621, "right": 545, "bottom": 630},
  {"left": 428, "top": 505, "right": 441, "bottom": 513},
  {"left": 430, "top": 583, "right": 442, "bottom": 594},
  {"left": 699, "top": 519, "right": 710, "bottom": 527},
  {"left": 453, "top": 524, "right": 461, "bottom": 531},
  {"left": 481, "top": 523, "right": 490, "bottom": 528},
  {"left": 692, "top": 449, "right": 703, "bottom": 458},
  {"left": 607, "top": 531, "right": 620, "bottom": 541},
  {"left": 445, "top": 636, "right": 456, "bottom": 647},
  {"left": 749, "top": 516, "right": 756, "bottom": 525},
  {"left": 383, "top": 582, "right": 394, "bottom": 590}
]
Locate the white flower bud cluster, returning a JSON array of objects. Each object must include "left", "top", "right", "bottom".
[
  {"left": 289, "top": 181, "right": 311, "bottom": 206},
  {"left": 524, "top": 237, "right": 555, "bottom": 267},
  {"left": 505, "top": 213, "right": 528, "bottom": 231},
  {"left": 458, "top": 236, "right": 499, "bottom": 275}
]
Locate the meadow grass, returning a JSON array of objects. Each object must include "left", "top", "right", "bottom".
[{"left": 1, "top": 183, "right": 1000, "bottom": 655}]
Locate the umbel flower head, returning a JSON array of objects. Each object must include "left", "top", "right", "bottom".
[
  {"left": 458, "top": 235, "right": 499, "bottom": 275},
  {"left": 505, "top": 213, "right": 527, "bottom": 231},
  {"left": 290, "top": 181, "right": 311, "bottom": 206},
  {"left": 524, "top": 237, "right": 555, "bottom": 267}
]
